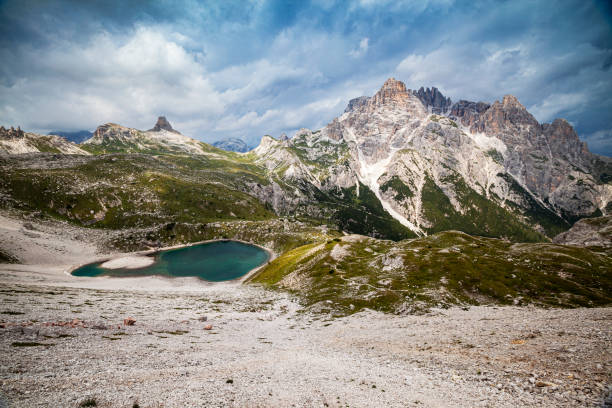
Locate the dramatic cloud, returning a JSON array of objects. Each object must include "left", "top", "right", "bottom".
[{"left": 0, "top": 0, "right": 611, "bottom": 155}]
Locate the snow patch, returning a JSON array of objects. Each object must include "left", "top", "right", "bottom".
[
  {"left": 458, "top": 123, "right": 507, "bottom": 156},
  {"left": 350, "top": 135, "right": 423, "bottom": 236}
]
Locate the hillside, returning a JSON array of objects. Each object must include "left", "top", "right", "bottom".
[
  {"left": 0, "top": 126, "right": 89, "bottom": 155},
  {"left": 1, "top": 80, "right": 611, "bottom": 246},
  {"left": 251, "top": 231, "right": 612, "bottom": 315}
]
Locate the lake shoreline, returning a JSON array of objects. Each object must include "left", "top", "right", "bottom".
[{"left": 67, "top": 238, "right": 274, "bottom": 284}]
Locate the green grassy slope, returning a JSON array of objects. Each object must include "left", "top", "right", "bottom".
[
  {"left": 252, "top": 231, "right": 612, "bottom": 315},
  {"left": 0, "top": 154, "right": 273, "bottom": 228},
  {"left": 420, "top": 175, "right": 548, "bottom": 242}
]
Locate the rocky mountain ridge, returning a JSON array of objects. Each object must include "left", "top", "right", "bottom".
[
  {"left": 0, "top": 78, "right": 609, "bottom": 243},
  {"left": 83, "top": 118, "right": 206, "bottom": 155},
  {"left": 250, "top": 78, "right": 611, "bottom": 240}
]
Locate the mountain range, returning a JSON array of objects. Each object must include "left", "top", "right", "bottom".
[
  {"left": 212, "top": 137, "right": 251, "bottom": 153},
  {"left": 0, "top": 78, "right": 610, "bottom": 244}
]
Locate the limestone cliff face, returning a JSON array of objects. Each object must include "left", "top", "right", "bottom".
[
  {"left": 412, "top": 86, "right": 452, "bottom": 114},
  {"left": 450, "top": 93, "right": 611, "bottom": 219},
  {"left": 450, "top": 101, "right": 490, "bottom": 128},
  {"left": 253, "top": 78, "right": 611, "bottom": 239}
]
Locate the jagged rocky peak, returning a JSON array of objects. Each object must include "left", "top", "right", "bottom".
[
  {"left": 344, "top": 96, "right": 370, "bottom": 113},
  {"left": 501, "top": 94, "right": 524, "bottom": 108},
  {"left": 470, "top": 94, "right": 540, "bottom": 138},
  {"left": 279, "top": 133, "right": 289, "bottom": 142},
  {"left": 412, "top": 86, "right": 452, "bottom": 113},
  {"left": 0, "top": 126, "right": 25, "bottom": 139},
  {"left": 542, "top": 118, "right": 589, "bottom": 160},
  {"left": 450, "top": 100, "right": 491, "bottom": 128},
  {"left": 150, "top": 116, "right": 180, "bottom": 134},
  {"left": 371, "top": 77, "right": 412, "bottom": 106}
]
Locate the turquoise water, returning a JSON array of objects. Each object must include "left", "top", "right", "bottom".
[{"left": 72, "top": 241, "right": 269, "bottom": 282}]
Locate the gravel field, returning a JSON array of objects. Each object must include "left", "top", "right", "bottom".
[{"left": 0, "top": 276, "right": 610, "bottom": 408}]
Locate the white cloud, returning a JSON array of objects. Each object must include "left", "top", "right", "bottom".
[
  {"left": 395, "top": 43, "right": 529, "bottom": 101},
  {"left": 0, "top": 26, "right": 224, "bottom": 133},
  {"left": 528, "top": 92, "right": 589, "bottom": 123},
  {"left": 582, "top": 128, "right": 612, "bottom": 156},
  {"left": 394, "top": 39, "right": 611, "bottom": 127},
  {"left": 349, "top": 37, "right": 369, "bottom": 58}
]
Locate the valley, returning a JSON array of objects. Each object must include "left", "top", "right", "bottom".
[{"left": 1, "top": 78, "right": 611, "bottom": 407}]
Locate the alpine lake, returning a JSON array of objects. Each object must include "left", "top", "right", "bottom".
[{"left": 72, "top": 241, "right": 270, "bottom": 282}]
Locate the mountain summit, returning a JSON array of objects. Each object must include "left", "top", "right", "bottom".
[
  {"left": 251, "top": 77, "right": 611, "bottom": 240},
  {"left": 84, "top": 117, "right": 203, "bottom": 154},
  {"left": 149, "top": 116, "right": 180, "bottom": 134}
]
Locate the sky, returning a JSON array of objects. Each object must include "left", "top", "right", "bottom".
[{"left": 1, "top": 0, "right": 611, "bottom": 156}]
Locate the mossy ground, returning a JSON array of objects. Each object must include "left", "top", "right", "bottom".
[
  {"left": 252, "top": 231, "right": 612, "bottom": 315},
  {"left": 0, "top": 154, "right": 273, "bottom": 228}
]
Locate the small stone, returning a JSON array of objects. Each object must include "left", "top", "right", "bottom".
[
  {"left": 123, "top": 317, "right": 136, "bottom": 326},
  {"left": 198, "top": 316, "right": 208, "bottom": 322},
  {"left": 536, "top": 381, "right": 550, "bottom": 387},
  {"left": 204, "top": 324, "right": 213, "bottom": 330}
]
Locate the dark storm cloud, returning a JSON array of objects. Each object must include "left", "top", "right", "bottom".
[{"left": 0, "top": 0, "right": 610, "bottom": 156}]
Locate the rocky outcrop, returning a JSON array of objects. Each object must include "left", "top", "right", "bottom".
[
  {"left": 553, "top": 216, "right": 612, "bottom": 247},
  {"left": 369, "top": 77, "right": 414, "bottom": 107},
  {"left": 212, "top": 138, "right": 250, "bottom": 153},
  {"left": 449, "top": 100, "right": 490, "bottom": 128},
  {"left": 412, "top": 87, "right": 452, "bottom": 114},
  {"left": 90, "top": 123, "right": 142, "bottom": 144},
  {"left": 344, "top": 96, "right": 370, "bottom": 113},
  {"left": 149, "top": 116, "right": 180, "bottom": 134},
  {"left": 542, "top": 119, "right": 590, "bottom": 165},
  {"left": 86, "top": 119, "right": 204, "bottom": 155},
  {"left": 0, "top": 126, "right": 25, "bottom": 139},
  {"left": 0, "top": 126, "right": 90, "bottom": 155}
]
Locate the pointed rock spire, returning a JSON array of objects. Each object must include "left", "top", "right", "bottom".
[
  {"left": 149, "top": 116, "right": 180, "bottom": 134},
  {"left": 412, "top": 86, "right": 452, "bottom": 113}
]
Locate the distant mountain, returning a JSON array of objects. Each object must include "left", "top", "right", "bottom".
[
  {"left": 212, "top": 138, "right": 250, "bottom": 153},
  {"left": 82, "top": 116, "right": 207, "bottom": 155},
  {"left": 47, "top": 130, "right": 93, "bottom": 144}
]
